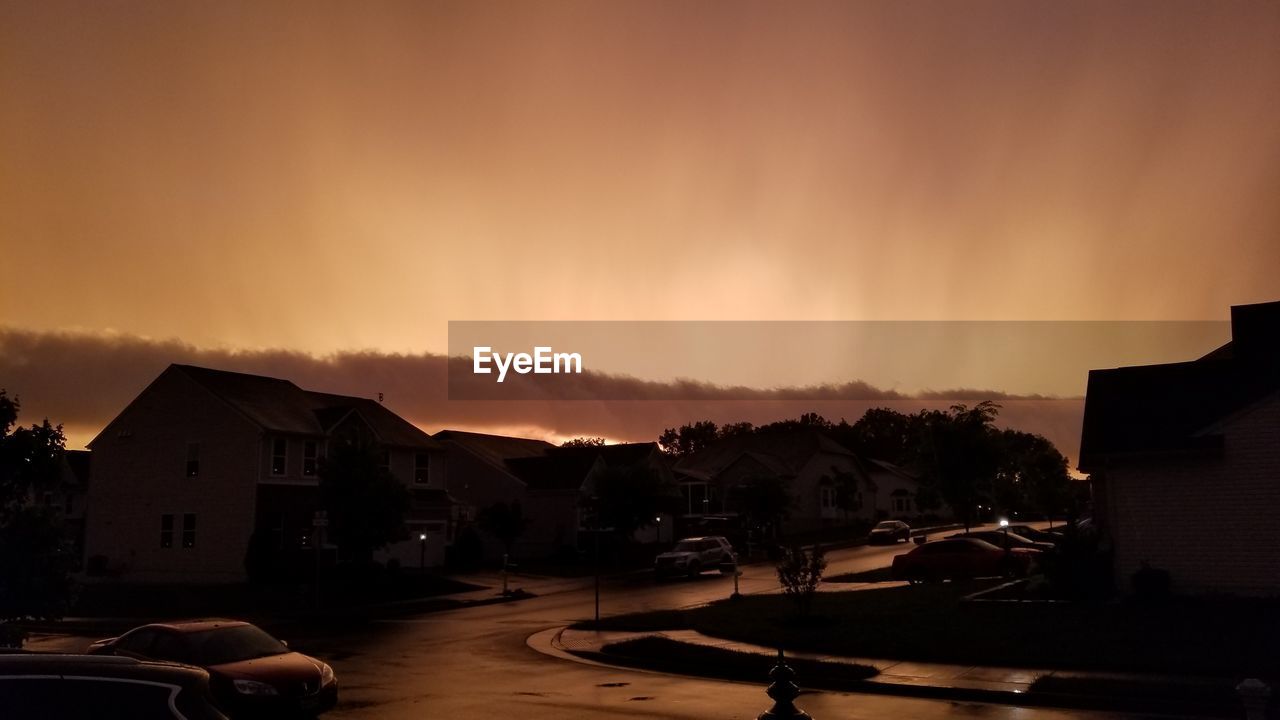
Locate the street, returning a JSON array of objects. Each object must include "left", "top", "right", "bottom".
[{"left": 285, "top": 526, "right": 1159, "bottom": 720}]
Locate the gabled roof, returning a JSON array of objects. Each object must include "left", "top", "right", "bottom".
[
  {"left": 1078, "top": 301, "right": 1280, "bottom": 472},
  {"left": 675, "top": 428, "right": 856, "bottom": 479},
  {"left": 506, "top": 453, "right": 602, "bottom": 492},
  {"left": 549, "top": 442, "right": 660, "bottom": 467},
  {"left": 172, "top": 365, "right": 439, "bottom": 449},
  {"left": 432, "top": 430, "right": 554, "bottom": 472}
]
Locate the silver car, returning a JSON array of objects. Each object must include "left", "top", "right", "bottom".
[{"left": 654, "top": 536, "right": 736, "bottom": 578}]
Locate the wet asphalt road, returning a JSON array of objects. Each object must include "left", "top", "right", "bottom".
[{"left": 285, "top": 526, "right": 1166, "bottom": 720}]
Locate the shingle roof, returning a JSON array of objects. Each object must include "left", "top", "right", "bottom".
[
  {"left": 432, "top": 430, "right": 554, "bottom": 472},
  {"left": 1078, "top": 301, "right": 1280, "bottom": 472},
  {"left": 173, "top": 365, "right": 438, "bottom": 449},
  {"left": 675, "top": 428, "right": 855, "bottom": 478},
  {"left": 506, "top": 453, "right": 601, "bottom": 492}
]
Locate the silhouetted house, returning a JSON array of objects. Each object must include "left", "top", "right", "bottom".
[
  {"left": 432, "top": 429, "right": 554, "bottom": 559},
  {"left": 84, "top": 364, "right": 448, "bottom": 583},
  {"left": 673, "top": 429, "right": 877, "bottom": 537},
  {"left": 60, "top": 449, "right": 91, "bottom": 568},
  {"left": 1080, "top": 301, "right": 1280, "bottom": 596}
]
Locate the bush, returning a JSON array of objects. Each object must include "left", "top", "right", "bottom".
[{"left": 776, "top": 544, "right": 827, "bottom": 617}]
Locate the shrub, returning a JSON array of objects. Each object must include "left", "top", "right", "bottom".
[{"left": 776, "top": 544, "right": 827, "bottom": 617}]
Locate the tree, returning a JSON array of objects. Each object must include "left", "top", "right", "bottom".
[
  {"left": 0, "top": 390, "right": 76, "bottom": 646},
  {"left": 726, "top": 474, "right": 792, "bottom": 543},
  {"left": 590, "top": 465, "right": 675, "bottom": 543},
  {"left": 776, "top": 544, "right": 827, "bottom": 618},
  {"left": 478, "top": 500, "right": 528, "bottom": 557},
  {"left": 561, "top": 437, "right": 606, "bottom": 448},
  {"left": 317, "top": 439, "right": 411, "bottom": 563},
  {"left": 913, "top": 402, "right": 1002, "bottom": 530},
  {"left": 994, "top": 430, "right": 1072, "bottom": 521},
  {"left": 657, "top": 421, "right": 720, "bottom": 457}
]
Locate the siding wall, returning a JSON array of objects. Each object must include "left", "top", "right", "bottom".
[
  {"left": 1108, "top": 392, "right": 1280, "bottom": 596},
  {"left": 85, "top": 369, "right": 261, "bottom": 583}
]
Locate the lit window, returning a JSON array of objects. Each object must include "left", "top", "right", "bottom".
[
  {"left": 302, "top": 440, "right": 318, "bottom": 477},
  {"left": 186, "top": 442, "right": 200, "bottom": 477},
  {"left": 160, "top": 514, "right": 174, "bottom": 548},
  {"left": 271, "top": 438, "right": 287, "bottom": 476},
  {"left": 182, "top": 514, "right": 196, "bottom": 549}
]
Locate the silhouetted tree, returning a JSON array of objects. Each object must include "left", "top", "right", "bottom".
[
  {"left": 994, "top": 430, "right": 1072, "bottom": 520},
  {"left": 317, "top": 439, "right": 411, "bottom": 563},
  {"left": 590, "top": 465, "right": 675, "bottom": 543},
  {"left": 0, "top": 390, "right": 76, "bottom": 646},
  {"left": 726, "top": 474, "right": 792, "bottom": 543},
  {"left": 913, "top": 402, "right": 1002, "bottom": 530},
  {"left": 478, "top": 500, "right": 528, "bottom": 557},
  {"left": 658, "top": 420, "right": 720, "bottom": 457},
  {"left": 561, "top": 437, "right": 606, "bottom": 448}
]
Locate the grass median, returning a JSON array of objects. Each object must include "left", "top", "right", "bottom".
[{"left": 576, "top": 581, "right": 1280, "bottom": 678}]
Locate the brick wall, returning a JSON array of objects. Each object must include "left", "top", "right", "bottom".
[{"left": 1108, "top": 391, "right": 1280, "bottom": 595}]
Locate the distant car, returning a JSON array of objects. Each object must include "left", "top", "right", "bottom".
[
  {"left": 654, "top": 536, "right": 736, "bottom": 578},
  {"left": 0, "top": 652, "right": 229, "bottom": 719},
  {"left": 891, "top": 538, "right": 1038, "bottom": 583},
  {"left": 88, "top": 620, "right": 337, "bottom": 718},
  {"left": 1004, "top": 525, "right": 1061, "bottom": 545},
  {"left": 868, "top": 520, "right": 911, "bottom": 544},
  {"left": 949, "top": 529, "right": 1056, "bottom": 553}
]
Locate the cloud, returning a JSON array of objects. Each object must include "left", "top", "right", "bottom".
[{"left": 0, "top": 326, "right": 1086, "bottom": 465}]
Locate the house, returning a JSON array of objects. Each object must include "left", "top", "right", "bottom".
[
  {"left": 1079, "top": 300, "right": 1280, "bottom": 596},
  {"left": 673, "top": 429, "right": 877, "bottom": 538},
  {"left": 432, "top": 429, "right": 554, "bottom": 559},
  {"left": 84, "top": 364, "right": 448, "bottom": 584},
  {"left": 863, "top": 458, "right": 923, "bottom": 520}
]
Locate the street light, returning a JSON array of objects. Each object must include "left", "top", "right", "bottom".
[
  {"left": 419, "top": 532, "right": 427, "bottom": 575},
  {"left": 998, "top": 518, "right": 1009, "bottom": 551}
]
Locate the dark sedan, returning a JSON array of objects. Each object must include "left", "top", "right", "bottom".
[
  {"left": 0, "top": 653, "right": 228, "bottom": 719},
  {"left": 949, "top": 529, "right": 1056, "bottom": 553},
  {"left": 868, "top": 520, "right": 911, "bottom": 544},
  {"left": 891, "top": 537, "right": 1038, "bottom": 583},
  {"left": 89, "top": 620, "right": 336, "bottom": 718}
]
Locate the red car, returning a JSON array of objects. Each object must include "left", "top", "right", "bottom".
[
  {"left": 891, "top": 537, "right": 1038, "bottom": 583},
  {"left": 88, "top": 620, "right": 336, "bottom": 718}
]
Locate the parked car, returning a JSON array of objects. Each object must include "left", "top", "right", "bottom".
[
  {"left": 891, "top": 538, "right": 1038, "bottom": 583},
  {"left": 868, "top": 520, "right": 911, "bottom": 544},
  {"left": 654, "top": 536, "right": 736, "bottom": 578},
  {"left": 88, "top": 620, "right": 337, "bottom": 718},
  {"left": 0, "top": 652, "right": 229, "bottom": 719},
  {"left": 948, "top": 529, "right": 1056, "bottom": 553},
  {"left": 1004, "top": 524, "right": 1062, "bottom": 545}
]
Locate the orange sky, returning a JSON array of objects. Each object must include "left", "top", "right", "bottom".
[{"left": 1, "top": 2, "right": 1278, "bottom": 455}]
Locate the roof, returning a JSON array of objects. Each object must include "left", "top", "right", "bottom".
[
  {"left": 675, "top": 428, "right": 855, "bottom": 478},
  {"left": 865, "top": 457, "right": 917, "bottom": 479},
  {"left": 506, "top": 453, "right": 602, "bottom": 492},
  {"left": 432, "top": 430, "right": 554, "bottom": 472},
  {"left": 1078, "top": 301, "right": 1280, "bottom": 472},
  {"left": 173, "top": 365, "right": 439, "bottom": 449},
  {"left": 141, "top": 619, "right": 249, "bottom": 633}
]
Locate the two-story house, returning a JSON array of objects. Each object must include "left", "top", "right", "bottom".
[{"left": 84, "top": 364, "right": 447, "bottom": 583}]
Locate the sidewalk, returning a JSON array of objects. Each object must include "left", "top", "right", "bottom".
[{"left": 545, "top": 625, "right": 1243, "bottom": 717}]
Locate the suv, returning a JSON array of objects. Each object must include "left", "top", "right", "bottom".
[
  {"left": 654, "top": 536, "right": 736, "bottom": 578},
  {"left": 0, "top": 653, "right": 229, "bottom": 719}
]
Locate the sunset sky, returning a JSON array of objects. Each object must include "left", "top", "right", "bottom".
[{"left": 2, "top": 2, "right": 1278, "bottom": 455}]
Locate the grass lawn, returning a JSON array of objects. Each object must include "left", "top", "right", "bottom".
[
  {"left": 597, "top": 636, "right": 876, "bottom": 687},
  {"left": 580, "top": 582, "right": 1280, "bottom": 679}
]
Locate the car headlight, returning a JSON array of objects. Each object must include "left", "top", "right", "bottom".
[
  {"left": 232, "top": 679, "right": 279, "bottom": 696},
  {"left": 320, "top": 663, "right": 336, "bottom": 685}
]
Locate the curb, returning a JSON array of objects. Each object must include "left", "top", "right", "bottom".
[{"left": 534, "top": 626, "right": 1239, "bottom": 719}]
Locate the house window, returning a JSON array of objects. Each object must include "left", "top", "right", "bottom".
[
  {"left": 378, "top": 449, "right": 391, "bottom": 471},
  {"left": 681, "top": 482, "right": 711, "bottom": 515},
  {"left": 893, "top": 497, "right": 912, "bottom": 513},
  {"left": 820, "top": 486, "right": 837, "bottom": 510},
  {"left": 302, "top": 441, "right": 318, "bottom": 477},
  {"left": 182, "top": 514, "right": 196, "bottom": 549},
  {"left": 160, "top": 514, "right": 174, "bottom": 548},
  {"left": 186, "top": 442, "right": 200, "bottom": 477},
  {"left": 414, "top": 453, "right": 431, "bottom": 485},
  {"left": 271, "top": 438, "right": 288, "bottom": 476}
]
